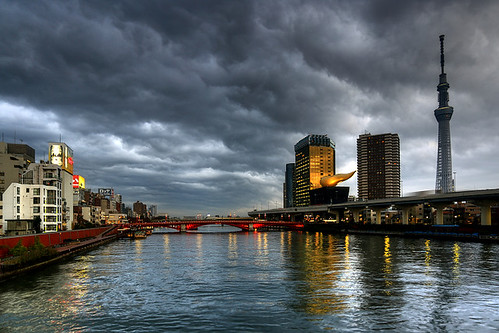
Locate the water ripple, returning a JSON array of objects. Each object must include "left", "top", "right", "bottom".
[{"left": 1, "top": 233, "right": 498, "bottom": 332}]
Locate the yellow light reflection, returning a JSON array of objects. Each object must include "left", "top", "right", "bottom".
[
  {"left": 315, "top": 232, "right": 322, "bottom": 248},
  {"left": 256, "top": 232, "right": 269, "bottom": 256},
  {"left": 453, "top": 242, "right": 460, "bottom": 278},
  {"left": 305, "top": 232, "right": 312, "bottom": 249},
  {"left": 228, "top": 232, "right": 238, "bottom": 259},
  {"left": 135, "top": 238, "right": 143, "bottom": 266},
  {"left": 298, "top": 232, "right": 347, "bottom": 315},
  {"left": 344, "top": 234, "right": 350, "bottom": 270},
  {"left": 424, "top": 239, "right": 431, "bottom": 268},
  {"left": 327, "top": 234, "right": 335, "bottom": 256},
  {"left": 196, "top": 233, "right": 203, "bottom": 261},
  {"left": 383, "top": 236, "right": 393, "bottom": 293}
]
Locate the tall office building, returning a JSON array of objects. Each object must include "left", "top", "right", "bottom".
[
  {"left": 357, "top": 133, "right": 400, "bottom": 200},
  {"left": 283, "top": 163, "right": 294, "bottom": 208},
  {"left": 434, "top": 35, "right": 454, "bottom": 193},
  {"left": 294, "top": 135, "right": 335, "bottom": 207}
]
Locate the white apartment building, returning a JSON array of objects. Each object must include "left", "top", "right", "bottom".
[
  {"left": 25, "top": 162, "right": 73, "bottom": 230},
  {"left": 2, "top": 183, "right": 63, "bottom": 232}
]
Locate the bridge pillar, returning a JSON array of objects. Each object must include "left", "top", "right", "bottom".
[
  {"left": 180, "top": 224, "right": 187, "bottom": 233},
  {"left": 373, "top": 207, "right": 387, "bottom": 225},
  {"left": 401, "top": 206, "right": 410, "bottom": 225},
  {"left": 433, "top": 204, "right": 447, "bottom": 225},
  {"left": 475, "top": 200, "right": 494, "bottom": 226},
  {"left": 350, "top": 208, "right": 362, "bottom": 224},
  {"left": 392, "top": 204, "right": 413, "bottom": 225},
  {"left": 328, "top": 209, "right": 340, "bottom": 222},
  {"left": 248, "top": 223, "right": 254, "bottom": 231}
]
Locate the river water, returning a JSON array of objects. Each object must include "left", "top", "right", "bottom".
[{"left": 1, "top": 227, "right": 498, "bottom": 332}]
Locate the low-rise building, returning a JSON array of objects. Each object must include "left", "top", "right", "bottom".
[{"left": 2, "top": 183, "right": 62, "bottom": 232}]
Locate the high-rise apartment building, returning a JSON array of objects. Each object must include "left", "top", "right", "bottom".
[
  {"left": 294, "top": 135, "right": 335, "bottom": 207},
  {"left": 133, "top": 200, "right": 147, "bottom": 217},
  {"left": 283, "top": 163, "right": 294, "bottom": 208},
  {"left": 357, "top": 133, "right": 400, "bottom": 200}
]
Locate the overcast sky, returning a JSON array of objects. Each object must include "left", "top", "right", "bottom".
[{"left": 1, "top": 1, "right": 499, "bottom": 217}]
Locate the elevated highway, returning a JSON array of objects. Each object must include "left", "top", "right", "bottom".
[{"left": 249, "top": 188, "right": 499, "bottom": 226}]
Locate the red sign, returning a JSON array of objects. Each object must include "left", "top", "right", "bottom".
[{"left": 73, "top": 175, "right": 79, "bottom": 188}]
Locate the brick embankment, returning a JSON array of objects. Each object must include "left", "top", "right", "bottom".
[{"left": 0, "top": 226, "right": 120, "bottom": 282}]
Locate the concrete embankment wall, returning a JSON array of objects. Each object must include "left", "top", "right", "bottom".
[{"left": 0, "top": 227, "right": 114, "bottom": 258}]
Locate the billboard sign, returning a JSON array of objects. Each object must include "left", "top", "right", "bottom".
[
  {"left": 72, "top": 175, "right": 86, "bottom": 189},
  {"left": 99, "top": 188, "right": 113, "bottom": 196},
  {"left": 49, "top": 143, "right": 74, "bottom": 174}
]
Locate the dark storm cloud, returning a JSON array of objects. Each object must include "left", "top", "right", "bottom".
[{"left": 1, "top": 0, "right": 499, "bottom": 216}]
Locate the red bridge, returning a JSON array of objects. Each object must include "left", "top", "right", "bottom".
[{"left": 121, "top": 219, "right": 304, "bottom": 232}]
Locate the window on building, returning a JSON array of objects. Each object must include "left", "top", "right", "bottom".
[
  {"left": 33, "top": 207, "right": 40, "bottom": 214},
  {"left": 26, "top": 188, "right": 30, "bottom": 193},
  {"left": 33, "top": 197, "right": 40, "bottom": 204},
  {"left": 17, "top": 187, "right": 20, "bottom": 195},
  {"left": 33, "top": 188, "right": 40, "bottom": 195}
]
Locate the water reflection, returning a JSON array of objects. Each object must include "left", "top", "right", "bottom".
[
  {"left": 196, "top": 233, "right": 203, "bottom": 262},
  {"left": 425, "top": 239, "right": 432, "bottom": 271},
  {"left": 1, "top": 233, "right": 498, "bottom": 332},
  {"left": 452, "top": 242, "right": 460, "bottom": 279},
  {"left": 228, "top": 232, "right": 238, "bottom": 260},
  {"left": 163, "top": 234, "right": 170, "bottom": 270},
  {"left": 383, "top": 236, "right": 393, "bottom": 293},
  {"left": 134, "top": 238, "right": 143, "bottom": 258},
  {"left": 287, "top": 232, "right": 348, "bottom": 316},
  {"left": 344, "top": 234, "right": 350, "bottom": 270}
]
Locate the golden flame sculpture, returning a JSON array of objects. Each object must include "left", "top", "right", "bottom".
[{"left": 320, "top": 171, "right": 356, "bottom": 187}]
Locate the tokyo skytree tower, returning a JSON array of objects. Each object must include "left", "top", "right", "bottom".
[{"left": 434, "top": 35, "right": 454, "bottom": 193}]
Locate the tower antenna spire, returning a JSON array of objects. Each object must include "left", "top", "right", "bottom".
[
  {"left": 440, "top": 35, "right": 445, "bottom": 74},
  {"left": 434, "top": 34, "right": 454, "bottom": 193}
]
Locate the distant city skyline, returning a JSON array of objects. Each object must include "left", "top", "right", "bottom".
[{"left": 2, "top": 1, "right": 499, "bottom": 216}]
